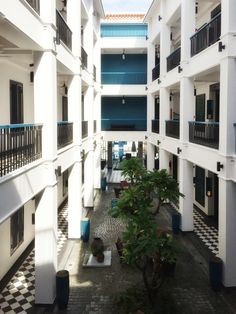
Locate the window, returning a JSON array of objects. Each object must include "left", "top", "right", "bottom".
[{"left": 11, "top": 207, "right": 24, "bottom": 254}]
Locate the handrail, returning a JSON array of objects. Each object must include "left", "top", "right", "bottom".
[
  {"left": 190, "top": 12, "right": 221, "bottom": 39},
  {"left": 189, "top": 121, "right": 219, "bottom": 125},
  {"left": 0, "top": 123, "right": 43, "bottom": 128}
]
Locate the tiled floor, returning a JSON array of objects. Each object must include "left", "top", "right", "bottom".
[
  {"left": 193, "top": 209, "right": 219, "bottom": 255},
  {"left": 0, "top": 202, "right": 68, "bottom": 314}
]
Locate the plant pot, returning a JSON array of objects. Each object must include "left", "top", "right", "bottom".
[
  {"left": 172, "top": 213, "right": 181, "bottom": 234},
  {"left": 101, "top": 177, "right": 107, "bottom": 191},
  {"left": 209, "top": 256, "right": 222, "bottom": 291},
  {"left": 96, "top": 252, "right": 105, "bottom": 263},
  {"left": 114, "top": 187, "right": 122, "bottom": 198},
  {"left": 56, "top": 270, "right": 69, "bottom": 309},
  {"left": 91, "top": 237, "right": 104, "bottom": 257},
  {"left": 81, "top": 218, "right": 90, "bottom": 242}
]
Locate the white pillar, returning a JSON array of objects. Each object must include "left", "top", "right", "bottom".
[
  {"left": 181, "top": 0, "right": 195, "bottom": 63},
  {"left": 35, "top": 171, "right": 57, "bottom": 304},
  {"left": 178, "top": 158, "right": 194, "bottom": 231},
  {"left": 219, "top": 58, "right": 236, "bottom": 156},
  {"left": 160, "top": 0, "right": 170, "bottom": 77},
  {"left": 179, "top": 77, "right": 195, "bottom": 142},
  {"left": 147, "top": 93, "right": 154, "bottom": 133},
  {"left": 68, "top": 160, "right": 82, "bottom": 238},
  {"left": 34, "top": 50, "right": 58, "bottom": 304},
  {"left": 159, "top": 148, "right": 169, "bottom": 171},
  {"left": 147, "top": 142, "right": 155, "bottom": 171},
  {"left": 67, "top": 0, "right": 81, "bottom": 56},
  {"left": 160, "top": 87, "right": 169, "bottom": 136},
  {"left": 221, "top": 0, "right": 236, "bottom": 35},
  {"left": 84, "top": 147, "right": 94, "bottom": 207},
  {"left": 218, "top": 179, "right": 236, "bottom": 286},
  {"left": 39, "top": 0, "right": 56, "bottom": 24},
  {"left": 84, "top": 86, "right": 94, "bottom": 139}
]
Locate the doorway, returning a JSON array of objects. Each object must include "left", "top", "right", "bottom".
[{"left": 10, "top": 80, "right": 23, "bottom": 124}]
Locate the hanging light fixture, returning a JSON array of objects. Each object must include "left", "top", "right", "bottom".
[
  {"left": 122, "top": 49, "right": 125, "bottom": 60},
  {"left": 122, "top": 96, "right": 125, "bottom": 104}
]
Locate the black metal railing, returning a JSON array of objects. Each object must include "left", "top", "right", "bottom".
[
  {"left": 0, "top": 124, "right": 42, "bottom": 177},
  {"left": 167, "top": 47, "right": 181, "bottom": 72},
  {"left": 81, "top": 47, "right": 88, "bottom": 69},
  {"left": 25, "top": 0, "right": 40, "bottom": 13},
  {"left": 152, "top": 119, "right": 160, "bottom": 133},
  {"left": 152, "top": 64, "right": 160, "bottom": 81},
  {"left": 191, "top": 12, "right": 221, "bottom": 57},
  {"left": 93, "top": 65, "right": 96, "bottom": 81},
  {"left": 56, "top": 10, "right": 72, "bottom": 50},
  {"left": 166, "top": 120, "right": 180, "bottom": 139},
  {"left": 57, "top": 122, "right": 73, "bottom": 149},
  {"left": 189, "top": 121, "right": 219, "bottom": 149},
  {"left": 82, "top": 121, "right": 88, "bottom": 139},
  {"left": 94, "top": 120, "right": 97, "bottom": 134}
]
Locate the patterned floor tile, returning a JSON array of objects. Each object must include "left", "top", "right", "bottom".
[{"left": 0, "top": 202, "right": 68, "bottom": 313}]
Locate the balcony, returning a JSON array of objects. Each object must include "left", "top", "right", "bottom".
[
  {"left": 152, "top": 119, "right": 159, "bottom": 134},
  {"left": 56, "top": 10, "right": 72, "bottom": 50},
  {"left": 0, "top": 124, "right": 42, "bottom": 177},
  {"left": 101, "top": 71, "right": 147, "bottom": 85},
  {"left": 57, "top": 122, "right": 73, "bottom": 149},
  {"left": 81, "top": 47, "right": 88, "bottom": 69},
  {"left": 167, "top": 47, "right": 181, "bottom": 72},
  {"left": 191, "top": 12, "right": 221, "bottom": 57},
  {"left": 152, "top": 64, "right": 160, "bottom": 81},
  {"left": 101, "top": 23, "right": 148, "bottom": 37},
  {"left": 101, "top": 119, "right": 146, "bottom": 131},
  {"left": 25, "top": 0, "right": 40, "bottom": 14},
  {"left": 166, "top": 120, "right": 180, "bottom": 139},
  {"left": 82, "top": 121, "right": 88, "bottom": 139},
  {"left": 189, "top": 121, "right": 219, "bottom": 149}
]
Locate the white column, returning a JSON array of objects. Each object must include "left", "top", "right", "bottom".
[
  {"left": 160, "top": 87, "right": 169, "bottom": 136},
  {"left": 35, "top": 170, "right": 57, "bottom": 304},
  {"left": 179, "top": 77, "right": 195, "bottom": 142},
  {"left": 68, "top": 161, "right": 82, "bottom": 238},
  {"left": 39, "top": 0, "right": 56, "bottom": 24},
  {"left": 34, "top": 50, "right": 58, "bottom": 304},
  {"left": 84, "top": 86, "right": 94, "bottom": 139},
  {"left": 181, "top": 0, "right": 195, "bottom": 63},
  {"left": 67, "top": 0, "right": 81, "bottom": 56},
  {"left": 178, "top": 158, "right": 194, "bottom": 231},
  {"left": 159, "top": 148, "right": 169, "bottom": 171},
  {"left": 219, "top": 58, "right": 236, "bottom": 156},
  {"left": 147, "top": 142, "right": 155, "bottom": 171},
  {"left": 218, "top": 179, "right": 236, "bottom": 286},
  {"left": 160, "top": 0, "right": 170, "bottom": 77},
  {"left": 84, "top": 146, "right": 94, "bottom": 207},
  {"left": 147, "top": 93, "right": 154, "bottom": 133},
  {"left": 221, "top": 0, "right": 236, "bottom": 35}
]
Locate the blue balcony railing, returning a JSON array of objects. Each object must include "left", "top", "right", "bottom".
[
  {"left": 101, "top": 23, "right": 148, "bottom": 37},
  {"left": 189, "top": 121, "right": 219, "bottom": 149},
  {"left": 101, "top": 119, "right": 146, "bottom": 131},
  {"left": 166, "top": 120, "right": 180, "bottom": 139},
  {"left": 101, "top": 72, "right": 147, "bottom": 84},
  {"left": 0, "top": 124, "right": 42, "bottom": 177},
  {"left": 57, "top": 122, "right": 73, "bottom": 149}
]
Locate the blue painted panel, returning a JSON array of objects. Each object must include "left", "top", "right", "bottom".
[
  {"left": 101, "top": 96, "right": 147, "bottom": 131},
  {"left": 101, "top": 23, "right": 148, "bottom": 37},
  {"left": 101, "top": 54, "right": 147, "bottom": 84}
]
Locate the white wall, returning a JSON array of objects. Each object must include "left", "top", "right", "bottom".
[
  {"left": 0, "top": 200, "right": 35, "bottom": 280},
  {"left": 0, "top": 61, "right": 34, "bottom": 124}
]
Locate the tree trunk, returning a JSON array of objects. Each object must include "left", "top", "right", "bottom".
[{"left": 142, "top": 268, "right": 154, "bottom": 305}]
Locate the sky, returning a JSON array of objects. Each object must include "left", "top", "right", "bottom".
[{"left": 102, "top": 0, "right": 153, "bottom": 13}]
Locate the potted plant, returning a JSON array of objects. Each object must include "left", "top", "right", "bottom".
[{"left": 91, "top": 237, "right": 105, "bottom": 263}]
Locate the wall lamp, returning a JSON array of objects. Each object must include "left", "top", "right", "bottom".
[
  {"left": 158, "top": 15, "right": 162, "bottom": 21},
  {"left": 217, "top": 161, "right": 223, "bottom": 171},
  {"left": 145, "top": 135, "right": 148, "bottom": 140},
  {"left": 157, "top": 140, "right": 161, "bottom": 145},
  {"left": 218, "top": 41, "right": 225, "bottom": 52},
  {"left": 80, "top": 149, "right": 85, "bottom": 159},
  {"left": 55, "top": 166, "right": 62, "bottom": 177},
  {"left": 177, "top": 147, "right": 182, "bottom": 154},
  {"left": 178, "top": 65, "right": 183, "bottom": 73},
  {"left": 157, "top": 78, "right": 161, "bottom": 84},
  {"left": 122, "top": 96, "right": 125, "bottom": 104}
]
